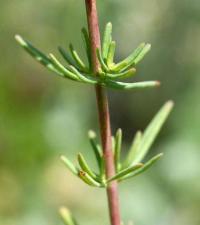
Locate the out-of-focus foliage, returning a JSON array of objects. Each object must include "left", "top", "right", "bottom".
[{"left": 0, "top": 0, "right": 200, "bottom": 225}]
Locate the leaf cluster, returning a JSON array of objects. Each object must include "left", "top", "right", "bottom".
[
  {"left": 59, "top": 101, "right": 173, "bottom": 225},
  {"left": 15, "top": 23, "right": 159, "bottom": 91},
  {"left": 61, "top": 101, "right": 173, "bottom": 188}
]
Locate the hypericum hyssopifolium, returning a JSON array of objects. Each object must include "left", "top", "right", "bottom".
[
  {"left": 15, "top": 20, "right": 173, "bottom": 225},
  {"left": 15, "top": 22, "right": 160, "bottom": 91},
  {"left": 60, "top": 101, "right": 173, "bottom": 188}
]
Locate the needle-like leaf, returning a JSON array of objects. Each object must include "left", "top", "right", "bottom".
[
  {"left": 97, "top": 48, "right": 109, "bottom": 72},
  {"left": 122, "top": 131, "right": 142, "bottom": 168},
  {"left": 133, "top": 44, "right": 151, "bottom": 65},
  {"left": 60, "top": 155, "right": 79, "bottom": 176},
  {"left": 88, "top": 130, "right": 104, "bottom": 176},
  {"left": 59, "top": 207, "right": 78, "bottom": 225},
  {"left": 69, "top": 65, "right": 98, "bottom": 84},
  {"left": 49, "top": 53, "right": 78, "bottom": 81},
  {"left": 107, "top": 163, "right": 143, "bottom": 183},
  {"left": 131, "top": 101, "right": 174, "bottom": 164},
  {"left": 113, "top": 43, "right": 146, "bottom": 71},
  {"left": 107, "top": 41, "right": 116, "bottom": 66},
  {"left": 104, "top": 80, "right": 160, "bottom": 90},
  {"left": 120, "top": 44, "right": 151, "bottom": 72},
  {"left": 106, "top": 68, "right": 136, "bottom": 80},
  {"left": 102, "top": 22, "right": 112, "bottom": 59},
  {"left": 77, "top": 153, "right": 97, "bottom": 180},
  {"left": 69, "top": 44, "right": 88, "bottom": 72},
  {"left": 112, "top": 136, "right": 115, "bottom": 154},
  {"left": 81, "top": 27, "right": 91, "bottom": 68},
  {"left": 114, "top": 129, "right": 122, "bottom": 172},
  {"left": 58, "top": 46, "right": 78, "bottom": 68},
  {"left": 119, "top": 153, "right": 163, "bottom": 182},
  {"left": 15, "top": 35, "right": 62, "bottom": 75},
  {"left": 78, "top": 170, "right": 102, "bottom": 187}
]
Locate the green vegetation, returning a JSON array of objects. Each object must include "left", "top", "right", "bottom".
[{"left": 0, "top": 1, "right": 199, "bottom": 225}]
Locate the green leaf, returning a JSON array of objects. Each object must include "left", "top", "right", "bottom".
[
  {"left": 119, "top": 153, "right": 163, "bottom": 182},
  {"left": 113, "top": 43, "right": 146, "bottom": 71},
  {"left": 107, "top": 41, "right": 116, "bottom": 66},
  {"left": 88, "top": 131, "right": 105, "bottom": 180},
  {"left": 60, "top": 155, "right": 79, "bottom": 176},
  {"left": 104, "top": 80, "right": 160, "bottom": 90},
  {"left": 78, "top": 170, "right": 102, "bottom": 187},
  {"left": 120, "top": 43, "right": 151, "bottom": 72},
  {"left": 48, "top": 53, "right": 78, "bottom": 81},
  {"left": 107, "top": 163, "right": 143, "bottom": 183},
  {"left": 102, "top": 22, "right": 112, "bottom": 59},
  {"left": 114, "top": 129, "right": 122, "bottom": 172},
  {"left": 58, "top": 46, "right": 78, "bottom": 68},
  {"left": 122, "top": 131, "right": 142, "bottom": 168},
  {"left": 69, "top": 44, "right": 88, "bottom": 72},
  {"left": 69, "top": 65, "right": 98, "bottom": 84},
  {"left": 81, "top": 27, "right": 91, "bottom": 68},
  {"left": 97, "top": 48, "right": 109, "bottom": 72},
  {"left": 15, "top": 35, "right": 62, "bottom": 76},
  {"left": 112, "top": 135, "right": 115, "bottom": 154},
  {"left": 59, "top": 207, "right": 78, "bottom": 225},
  {"left": 106, "top": 68, "right": 136, "bottom": 80},
  {"left": 131, "top": 101, "right": 174, "bottom": 164},
  {"left": 133, "top": 44, "right": 151, "bottom": 65},
  {"left": 88, "top": 130, "right": 104, "bottom": 176},
  {"left": 77, "top": 153, "right": 98, "bottom": 180}
]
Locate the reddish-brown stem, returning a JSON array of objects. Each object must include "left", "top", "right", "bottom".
[{"left": 85, "top": 1, "right": 121, "bottom": 225}]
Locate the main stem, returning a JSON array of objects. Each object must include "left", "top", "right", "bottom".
[{"left": 85, "top": 1, "right": 121, "bottom": 225}]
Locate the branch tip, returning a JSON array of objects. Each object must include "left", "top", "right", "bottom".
[
  {"left": 166, "top": 100, "right": 174, "bottom": 108},
  {"left": 88, "top": 130, "right": 96, "bottom": 139},
  {"left": 15, "top": 34, "right": 26, "bottom": 46},
  {"left": 156, "top": 81, "right": 161, "bottom": 86}
]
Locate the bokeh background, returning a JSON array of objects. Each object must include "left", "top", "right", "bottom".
[{"left": 0, "top": 0, "right": 200, "bottom": 225}]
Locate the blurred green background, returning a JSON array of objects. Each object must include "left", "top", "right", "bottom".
[{"left": 0, "top": 0, "right": 200, "bottom": 224}]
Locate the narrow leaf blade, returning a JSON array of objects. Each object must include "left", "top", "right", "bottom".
[
  {"left": 69, "top": 65, "right": 98, "bottom": 84},
  {"left": 113, "top": 43, "right": 146, "bottom": 71},
  {"left": 102, "top": 22, "right": 112, "bottom": 59},
  {"left": 122, "top": 131, "right": 142, "bottom": 168},
  {"left": 81, "top": 27, "right": 91, "bottom": 69},
  {"left": 15, "top": 35, "right": 62, "bottom": 75},
  {"left": 108, "top": 163, "right": 143, "bottom": 183},
  {"left": 58, "top": 46, "right": 77, "bottom": 67},
  {"left": 105, "top": 80, "right": 160, "bottom": 90},
  {"left": 107, "top": 41, "right": 116, "bottom": 66},
  {"left": 77, "top": 153, "right": 97, "bottom": 180},
  {"left": 59, "top": 207, "right": 78, "bottom": 225},
  {"left": 114, "top": 129, "right": 122, "bottom": 172},
  {"left": 119, "top": 153, "right": 163, "bottom": 181},
  {"left": 121, "top": 43, "right": 151, "bottom": 71},
  {"left": 60, "top": 155, "right": 79, "bottom": 176},
  {"left": 69, "top": 44, "right": 88, "bottom": 72},
  {"left": 132, "top": 101, "right": 174, "bottom": 164},
  {"left": 97, "top": 48, "right": 109, "bottom": 72},
  {"left": 49, "top": 53, "right": 78, "bottom": 81},
  {"left": 88, "top": 130, "right": 104, "bottom": 176},
  {"left": 106, "top": 68, "right": 136, "bottom": 80},
  {"left": 134, "top": 44, "right": 151, "bottom": 65},
  {"left": 78, "top": 170, "right": 102, "bottom": 187}
]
